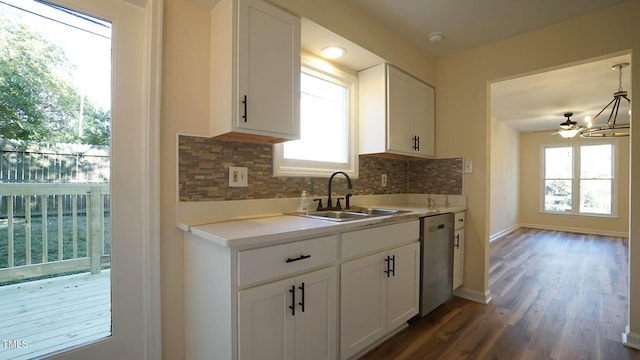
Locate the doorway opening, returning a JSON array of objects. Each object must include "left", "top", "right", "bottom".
[{"left": 488, "top": 52, "right": 632, "bottom": 350}]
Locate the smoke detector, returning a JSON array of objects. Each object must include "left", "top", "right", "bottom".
[{"left": 428, "top": 32, "right": 444, "bottom": 43}]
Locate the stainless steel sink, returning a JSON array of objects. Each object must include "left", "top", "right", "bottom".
[
  {"left": 302, "top": 210, "right": 369, "bottom": 221},
  {"left": 347, "top": 207, "right": 408, "bottom": 216},
  {"left": 288, "top": 207, "right": 411, "bottom": 222}
]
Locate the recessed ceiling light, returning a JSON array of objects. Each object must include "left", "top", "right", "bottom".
[{"left": 320, "top": 46, "right": 346, "bottom": 59}]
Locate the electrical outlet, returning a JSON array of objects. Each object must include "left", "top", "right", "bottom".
[
  {"left": 229, "top": 166, "right": 248, "bottom": 187},
  {"left": 381, "top": 173, "right": 388, "bottom": 187}
]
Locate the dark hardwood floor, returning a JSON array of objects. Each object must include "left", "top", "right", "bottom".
[{"left": 360, "top": 228, "right": 639, "bottom": 360}]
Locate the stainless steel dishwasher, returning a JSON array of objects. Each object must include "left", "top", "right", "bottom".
[{"left": 418, "top": 213, "right": 454, "bottom": 317}]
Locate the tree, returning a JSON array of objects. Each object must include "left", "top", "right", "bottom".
[{"left": 0, "top": 11, "right": 110, "bottom": 146}]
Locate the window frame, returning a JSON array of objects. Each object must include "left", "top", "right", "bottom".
[
  {"left": 273, "top": 54, "right": 359, "bottom": 178},
  {"left": 540, "top": 139, "right": 618, "bottom": 218}
]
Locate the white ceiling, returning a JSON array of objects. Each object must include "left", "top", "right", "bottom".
[
  {"left": 301, "top": 18, "right": 384, "bottom": 73},
  {"left": 491, "top": 54, "right": 631, "bottom": 132},
  {"left": 348, "top": 0, "right": 629, "bottom": 58},
  {"left": 301, "top": 1, "right": 632, "bottom": 134}
]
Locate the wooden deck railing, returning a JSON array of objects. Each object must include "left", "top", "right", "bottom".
[{"left": 0, "top": 183, "right": 110, "bottom": 283}]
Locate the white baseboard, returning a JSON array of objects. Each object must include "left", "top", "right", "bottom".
[
  {"left": 453, "top": 287, "right": 492, "bottom": 304},
  {"left": 623, "top": 326, "right": 640, "bottom": 350},
  {"left": 519, "top": 223, "right": 628, "bottom": 238},
  {"left": 489, "top": 224, "right": 520, "bottom": 242}
]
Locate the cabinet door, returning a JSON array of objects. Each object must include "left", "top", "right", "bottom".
[
  {"left": 386, "top": 66, "right": 413, "bottom": 154},
  {"left": 238, "top": 0, "right": 300, "bottom": 137},
  {"left": 294, "top": 267, "right": 337, "bottom": 360},
  {"left": 453, "top": 229, "right": 465, "bottom": 289},
  {"left": 411, "top": 80, "right": 435, "bottom": 157},
  {"left": 238, "top": 278, "right": 295, "bottom": 360},
  {"left": 340, "top": 252, "right": 387, "bottom": 359},
  {"left": 386, "top": 242, "right": 420, "bottom": 330}
]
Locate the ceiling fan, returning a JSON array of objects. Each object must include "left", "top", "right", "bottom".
[{"left": 552, "top": 112, "right": 583, "bottom": 138}]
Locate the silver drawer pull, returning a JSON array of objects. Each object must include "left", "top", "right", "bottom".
[{"left": 285, "top": 254, "right": 311, "bottom": 263}]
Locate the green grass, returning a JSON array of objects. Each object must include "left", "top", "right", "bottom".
[{"left": 0, "top": 213, "right": 111, "bottom": 269}]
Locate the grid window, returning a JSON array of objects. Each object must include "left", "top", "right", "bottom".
[{"left": 542, "top": 142, "right": 615, "bottom": 216}]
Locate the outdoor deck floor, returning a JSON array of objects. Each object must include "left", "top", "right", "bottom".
[{"left": 0, "top": 270, "right": 111, "bottom": 360}]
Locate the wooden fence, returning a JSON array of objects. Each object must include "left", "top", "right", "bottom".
[
  {"left": 0, "top": 139, "right": 109, "bottom": 184},
  {"left": 0, "top": 184, "right": 110, "bottom": 283}
]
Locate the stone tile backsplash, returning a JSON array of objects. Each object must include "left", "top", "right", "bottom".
[{"left": 178, "top": 135, "right": 462, "bottom": 201}]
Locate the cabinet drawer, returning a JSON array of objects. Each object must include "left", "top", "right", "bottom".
[
  {"left": 341, "top": 220, "right": 419, "bottom": 259},
  {"left": 454, "top": 212, "right": 465, "bottom": 230},
  {"left": 237, "top": 235, "right": 338, "bottom": 287}
]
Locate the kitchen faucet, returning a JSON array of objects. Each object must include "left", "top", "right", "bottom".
[{"left": 325, "top": 171, "right": 353, "bottom": 210}]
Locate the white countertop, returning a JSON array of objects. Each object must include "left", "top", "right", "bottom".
[{"left": 181, "top": 204, "right": 465, "bottom": 248}]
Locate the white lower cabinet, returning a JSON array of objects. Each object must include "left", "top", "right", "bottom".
[
  {"left": 453, "top": 211, "right": 466, "bottom": 290},
  {"left": 238, "top": 266, "right": 337, "bottom": 360},
  {"left": 340, "top": 242, "right": 420, "bottom": 359},
  {"left": 453, "top": 228, "right": 465, "bottom": 289},
  {"left": 184, "top": 220, "right": 422, "bottom": 360}
]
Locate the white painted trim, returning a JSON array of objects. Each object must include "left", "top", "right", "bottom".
[
  {"left": 622, "top": 326, "right": 640, "bottom": 350},
  {"left": 143, "top": 0, "right": 163, "bottom": 358},
  {"left": 519, "top": 223, "right": 628, "bottom": 238},
  {"left": 453, "top": 287, "right": 492, "bottom": 304},
  {"left": 489, "top": 224, "right": 520, "bottom": 242}
]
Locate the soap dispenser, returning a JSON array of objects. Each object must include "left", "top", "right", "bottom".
[{"left": 298, "top": 190, "right": 309, "bottom": 212}]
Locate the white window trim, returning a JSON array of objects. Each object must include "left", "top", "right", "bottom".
[
  {"left": 273, "top": 54, "right": 359, "bottom": 178},
  {"left": 540, "top": 139, "right": 619, "bottom": 218}
]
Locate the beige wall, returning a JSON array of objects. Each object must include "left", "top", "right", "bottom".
[
  {"left": 161, "top": 0, "right": 210, "bottom": 358},
  {"left": 519, "top": 131, "right": 630, "bottom": 236},
  {"left": 489, "top": 117, "right": 519, "bottom": 238},
  {"left": 160, "top": 0, "right": 434, "bottom": 357},
  {"left": 435, "top": 0, "right": 640, "bottom": 343}
]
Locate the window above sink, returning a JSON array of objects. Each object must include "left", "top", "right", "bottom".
[{"left": 273, "top": 54, "right": 359, "bottom": 178}]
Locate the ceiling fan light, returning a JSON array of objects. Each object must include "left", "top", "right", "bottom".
[
  {"left": 554, "top": 112, "right": 582, "bottom": 137},
  {"left": 558, "top": 129, "right": 580, "bottom": 138}
]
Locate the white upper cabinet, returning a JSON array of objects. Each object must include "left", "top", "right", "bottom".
[
  {"left": 209, "top": 0, "right": 300, "bottom": 143},
  {"left": 359, "top": 63, "right": 435, "bottom": 158}
]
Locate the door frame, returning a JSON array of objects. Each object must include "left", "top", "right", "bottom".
[{"left": 41, "top": 0, "right": 163, "bottom": 358}]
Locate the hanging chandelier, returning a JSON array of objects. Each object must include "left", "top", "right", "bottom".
[{"left": 580, "top": 62, "right": 631, "bottom": 138}]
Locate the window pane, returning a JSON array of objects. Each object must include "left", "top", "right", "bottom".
[
  {"left": 580, "top": 179, "right": 611, "bottom": 214},
  {"left": 0, "top": 1, "right": 112, "bottom": 358},
  {"left": 581, "top": 144, "right": 612, "bottom": 178},
  {"left": 545, "top": 147, "right": 572, "bottom": 178},
  {"left": 545, "top": 180, "right": 572, "bottom": 212},
  {"left": 283, "top": 72, "right": 348, "bottom": 163}
]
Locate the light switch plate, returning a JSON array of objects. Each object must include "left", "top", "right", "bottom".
[
  {"left": 229, "top": 166, "right": 248, "bottom": 187},
  {"left": 465, "top": 160, "right": 473, "bottom": 174}
]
